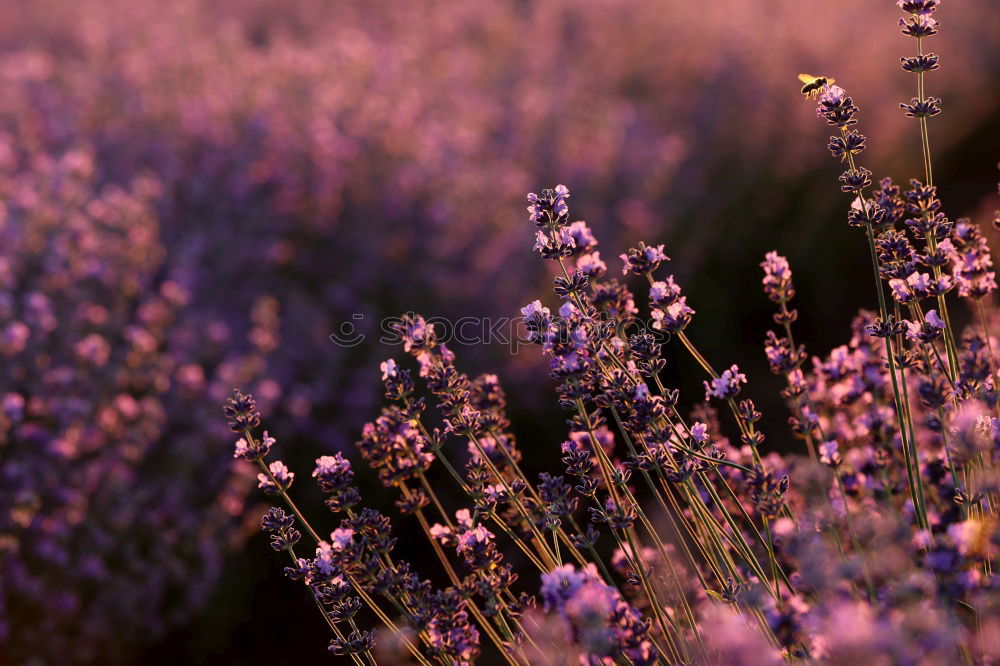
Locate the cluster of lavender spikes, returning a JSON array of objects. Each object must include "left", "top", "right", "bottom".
[{"left": 225, "top": 2, "right": 1000, "bottom": 663}]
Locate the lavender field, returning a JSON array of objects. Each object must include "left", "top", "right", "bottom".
[{"left": 2, "top": 0, "right": 1000, "bottom": 664}]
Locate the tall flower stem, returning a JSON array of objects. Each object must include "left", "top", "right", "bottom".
[
  {"left": 250, "top": 452, "right": 432, "bottom": 665},
  {"left": 846, "top": 141, "right": 930, "bottom": 532},
  {"left": 904, "top": 34, "right": 961, "bottom": 377},
  {"left": 572, "top": 401, "right": 691, "bottom": 656},
  {"left": 581, "top": 405, "right": 707, "bottom": 654},
  {"left": 399, "top": 483, "right": 525, "bottom": 666},
  {"left": 977, "top": 299, "right": 1000, "bottom": 415},
  {"left": 466, "top": 434, "right": 559, "bottom": 568},
  {"left": 398, "top": 395, "right": 555, "bottom": 572},
  {"left": 916, "top": 37, "right": 935, "bottom": 188},
  {"left": 890, "top": 301, "right": 931, "bottom": 531},
  {"left": 485, "top": 428, "right": 608, "bottom": 572},
  {"left": 926, "top": 234, "right": 961, "bottom": 379},
  {"left": 286, "top": 546, "right": 373, "bottom": 666}
]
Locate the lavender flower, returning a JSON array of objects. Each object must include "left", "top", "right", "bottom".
[
  {"left": 262, "top": 507, "right": 302, "bottom": 551},
  {"left": 357, "top": 408, "right": 434, "bottom": 486},
  {"left": 899, "top": 14, "right": 939, "bottom": 37},
  {"left": 258, "top": 460, "right": 296, "bottom": 494},
  {"left": 224, "top": 389, "right": 261, "bottom": 433},
  {"left": 566, "top": 220, "right": 599, "bottom": 253},
  {"left": 520, "top": 300, "right": 553, "bottom": 345},
  {"left": 904, "top": 309, "right": 945, "bottom": 343},
  {"left": 539, "top": 564, "right": 656, "bottom": 663},
  {"left": 576, "top": 251, "right": 608, "bottom": 278},
  {"left": 233, "top": 431, "right": 275, "bottom": 461},
  {"left": 527, "top": 185, "right": 571, "bottom": 225},
  {"left": 816, "top": 85, "right": 859, "bottom": 128},
  {"left": 704, "top": 364, "right": 748, "bottom": 401},
  {"left": 898, "top": 0, "right": 940, "bottom": 13},
  {"left": 942, "top": 220, "right": 997, "bottom": 298},
  {"left": 620, "top": 242, "right": 670, "bottom": 276},
  {"left": 900, "top": 97, "right": 942, "bottom": 118},
  {"left": 649, "top": 277, "right": 683, "bottom": 306},
  {"left": 760, "top": 251, "right": 795, "bottom": 304},
  {"left": 651, "top": 297, "right": 695, "bottom": 333}
]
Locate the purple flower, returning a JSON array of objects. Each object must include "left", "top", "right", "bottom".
[
  {"left": 901, "top": 53, "right": 940, "bottom": 73},
  {"left": 330, "top": 527, "right": 355, "bottom": 551},
  {"left": 944, "top": 221, "right": 997, "bottom": 298},
  {"left": 314, "top": 454, "right": 353, "bottom": 487},
  {"left": 651, "top": 297, "right": 694, "bottom": 333},
  {"left": 819, "top": 440, "right": 842, "bottom": 467},
  {"left": 521, "top": 300, "right": 553, "bottom": 344},
  {"left": 534, "top": 227, "right": 577, "bottom": 259},
  {"left": 889, "top": 271, "right": 948, "bottom": 303},
  {"left": 760, "top": 251, "right": 795, "bottom": 303},
  {"left": 564, "top": 584, "right": 618, "bottom": 655},
  {"left": 527, "top": 185, "right": 571, "bottom": 226},
  {"left": 380, "top": 358, "right": 414, "bottom": 400},
  {"left": 576, "top": 251, "right": 607, "bottom": 278},
  {"left": 764, "top": 330, "right": 799, "bottom": 374},
  {"left": 233, "top": 431, "right": 275, "bottom": 461},
  {"left": 703, "top": 364, "right": 747, "bottom": 401},
  {"left": 888, "top": 278, "right": 910, "bottom": 303},
  {"left": 898, "top": 0, "right": 939, "bottom": 14},
  {"left": 455, "top": 524, "right": 500, "bottom": 570},
  {"left": 258, "top": 460, "right": 295, "bottom": 494},
  {"left": 828, "top": 130, "right": 867, "bottom": 163},
  {"left": 539, "top": 564, "right": 655, "bottom": 662},
  {"left": 357, "top": 407, "right": 434, "bottom": 486},
  {"left": 329, "top": 631, "right": 376, "bottom": 657},
  {"left": 313, "top": 542, "right": 338, "bottom": 577},
  {"left": 648, "top": 277, "right": 682, "bottom": 306},
  {"left": 620, "top": 242, "right": 669, "bottom": 276},
  {"left": 815, "top": 85, "right": 860, "bottom": 128},
  {"left": 905, "top": 310, "right": 945, "bottom": 343},
  {"left": 224, "top": 389, "right": 261, "bottom": 433},
  {"left": 521, "top": 300, "right": 547, "bottom": 319},
  {"left": 900, "top": 97, "right": 942, "bottom": 119},
  {"left": 396, "top": 314, "right": 437, "bottom": 354},
  {"left": 899, "top": 14, "right": 939, "bottom": 37},
  {"left": 262, "top": 506, "right": 301, "bottom": 551},
  {"left": 566, "top": 220, "right": 598, "bottom": 252},
  {"left": 425, "top": 589, "right": 481, "bottom": 663},
  {"left": 261, "top": 507, "right": 295, "bottom": 533},
  {"left": 312, "top": 454, "right": 361, "bottom": 512},
  {"left": 380, "top": 359, "right": 399, "bottom": 381},
  {"left": 540, "top": 563, "right": 599, "bottom": 611},
  {"left": 690, "top": 421, "right": 709, "bottom": 443}
]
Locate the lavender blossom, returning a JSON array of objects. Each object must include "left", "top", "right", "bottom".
[
  {"left": 943, "top": 220, "right": 997, "bottom": 298},
  {"left": 620, "top": 242, "right": 670, "bottom": 276},
  {"left": 704, "top": 364, "right": 748, "bottom": 401}
]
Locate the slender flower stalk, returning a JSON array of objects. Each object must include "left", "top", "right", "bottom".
[
  {"left": 896, "top": 0, "right": 964, "bottom": 379},
  {"left": 810, "top": 82, "right": 933, "bottom": 532}
]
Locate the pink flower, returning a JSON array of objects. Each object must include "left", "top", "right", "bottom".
[
  {"left": 380, "top": 359, "right": 399, "bottom": 381},
  {"left": 690, "top": 422, "right": 709, "bottom": 443},
  {"left": 704, "top": 364, "right": 747, "bottom": 401},
  {"left": 330, "top": 527, "right": 354, "bottom": 550}
]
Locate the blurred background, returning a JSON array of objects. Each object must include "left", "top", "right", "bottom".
[{"left": 0, "top": 0, "right": 998, "bottom": 663}]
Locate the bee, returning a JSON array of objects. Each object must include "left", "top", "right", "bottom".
[{"left": 798, "top": 73, "right": 835, "bottom": 99}]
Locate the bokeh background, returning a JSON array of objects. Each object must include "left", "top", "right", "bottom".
[{"left": 0, "top": 0, "right": 998, "bottom": 664}]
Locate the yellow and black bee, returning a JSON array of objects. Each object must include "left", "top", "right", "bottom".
[{"left": 798, "top": 73, "right": 835, "bottom": 99}]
